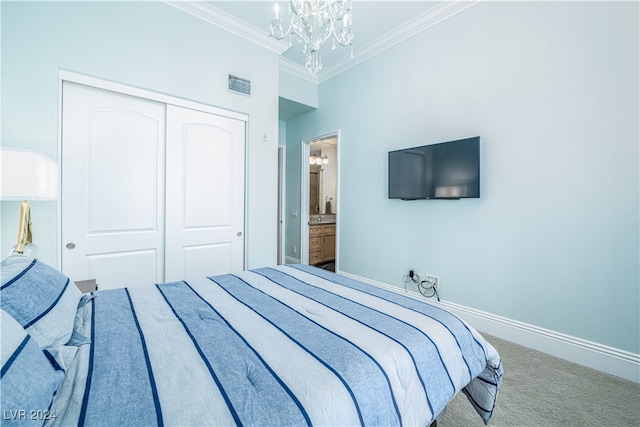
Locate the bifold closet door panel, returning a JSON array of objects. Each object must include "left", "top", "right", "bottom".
[
  {"left": 164, "top": 105, "right": 246, "bottom": 282},
  {"left": 61, "top": 81, "right": 166, "bottom": 289}
]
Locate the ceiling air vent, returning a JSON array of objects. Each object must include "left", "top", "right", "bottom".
[{"left": 228, "top": 74, "right": 251, "bottom": 96}]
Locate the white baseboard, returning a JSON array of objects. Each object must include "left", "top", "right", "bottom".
[{"left": 338, "top": 270, "right": 640, "bottom": 384}]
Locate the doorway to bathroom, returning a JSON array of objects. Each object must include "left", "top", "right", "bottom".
[{"left": 301, "top": 132, "right": 339, "bottom": 272}]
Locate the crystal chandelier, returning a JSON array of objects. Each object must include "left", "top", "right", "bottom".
[{"left": 270, "top": 0, "right": 354, "bottom": 74}]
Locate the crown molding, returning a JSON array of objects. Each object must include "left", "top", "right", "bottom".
[
  {"left": 279, "top": 57, "right": 319, "bottom": 84},
  {"left": 166, "top": 0, "right": 479, "bottom": 84},
  {"left": 318, "top": 0, "right": 480, "bottom": 83},
  {"left": 164, "top": 1, "right": 290, "bottom": 54}
]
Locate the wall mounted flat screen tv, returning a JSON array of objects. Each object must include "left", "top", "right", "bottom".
[{"left": 388, "top": 136, "right": 480, "bottom": 200}]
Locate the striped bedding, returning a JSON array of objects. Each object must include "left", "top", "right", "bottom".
[{"left": 48, "top": 264, "right": 502, "bottom": 426}]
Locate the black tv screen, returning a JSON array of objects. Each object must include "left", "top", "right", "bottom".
[{"left": 388, "top": 137, "right": 480, "bottom": 200}]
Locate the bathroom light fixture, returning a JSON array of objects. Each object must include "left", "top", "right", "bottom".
[
  {"left": 270, "top": 0, "right": 354, "bottom": 74},
  {"left": 310, "top": 154, "right": 329, "bottom": 165}
]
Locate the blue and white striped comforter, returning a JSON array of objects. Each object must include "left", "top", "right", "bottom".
[{"left": 48, "top": 265, "right": 502, "bottom": 426}]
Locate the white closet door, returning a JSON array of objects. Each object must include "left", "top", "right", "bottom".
[
  {"left": 61, "top": 82, "right": 166, "bottom": 289},
  {"left": 165, "top": 105, "right": 245, "bottom": 282}
]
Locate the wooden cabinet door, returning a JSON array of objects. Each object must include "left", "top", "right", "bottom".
[{"left": 322, "top": 233, "right": 336, "bottom": 261}]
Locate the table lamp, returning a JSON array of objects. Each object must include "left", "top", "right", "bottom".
[{"left": 0, "top": 148, "right": 58, "bottom": 257}]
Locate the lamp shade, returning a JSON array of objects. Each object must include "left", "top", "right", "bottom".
[{"left": 0, "top": 148, "right": 58, "bottom": 201}]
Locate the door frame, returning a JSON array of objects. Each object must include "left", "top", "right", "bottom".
[
  {"left": 57, "top": 69, "right": 249, "bottom": 272},
  {"left": 277, "top": 145, "right": 286, "bottom": 264},
  {"left": 300, "top": 131, "right": 340, "bottom": 270}
]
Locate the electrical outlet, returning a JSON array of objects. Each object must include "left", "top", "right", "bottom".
[
  {"left": 426, "top": 274, "right": 439, "bottom": 290},
  {"left": 292, "top": 246, "right": 297, "bottom": 254}
]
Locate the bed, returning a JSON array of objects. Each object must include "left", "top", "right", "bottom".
[{"left": 1, "top": 255, "right": 502, "bottom": 426}]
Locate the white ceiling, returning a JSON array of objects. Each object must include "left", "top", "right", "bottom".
[
  {"left": 170, "top": 1, "right": 478, "bottom": 119},
  {"left": 209, "top": 1, "right": 439, "bottom": 74}
]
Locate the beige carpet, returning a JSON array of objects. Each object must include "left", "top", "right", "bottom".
[{"left": 440, "top": 335, "right": 640, "bottom": 427}]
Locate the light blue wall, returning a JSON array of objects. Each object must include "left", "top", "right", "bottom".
[
  {"left": 1, "top": 1, "right": 281, "bottom": 269},
  {"left": 279, "top": 70, "right": 318, "bottom": 108},
  {"left": 285, "top": 1, "right": 639, "bottom": 353}
]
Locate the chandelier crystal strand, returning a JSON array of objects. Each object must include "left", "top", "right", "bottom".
[{"left": 270, "top": 0, "right": 354, "bottom": 74}]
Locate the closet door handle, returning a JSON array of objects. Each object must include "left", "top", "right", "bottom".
[
  {"left": 66, "top": 242, "right": 76, "bottom": 250},
  {"left": 237, "top": 232, "right": 242, "bottom": 237}
]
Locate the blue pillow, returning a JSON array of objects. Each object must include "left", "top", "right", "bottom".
[
  {"left": 1, "top": 309, "right": 64, "bottom": 426},
  {"left": 1, "top": 255, "right": 82, "bottom": 349}
]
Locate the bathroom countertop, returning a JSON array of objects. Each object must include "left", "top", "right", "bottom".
[{"left": 309, "top": 214, "right": 336, "bottom": 225}]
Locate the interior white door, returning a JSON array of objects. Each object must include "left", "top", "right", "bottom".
[
  {"left": 164, "top": 105, "right": 245, "bottom": 282},
  {"left": 61, "top": 82, "right": 166, "bottom": 289}
]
